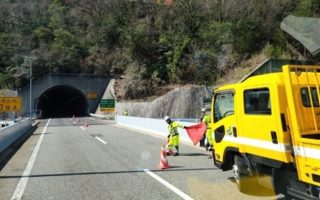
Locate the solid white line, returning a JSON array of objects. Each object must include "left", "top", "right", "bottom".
[
  {"left": 95, "top": 136, "right": 107, "bottom": 144},
  {"left": 11, "top": 119, "right": 51, "bottom": 200},
  {"left": 143, "top": 169, "right": 193, "bottom": 200}
]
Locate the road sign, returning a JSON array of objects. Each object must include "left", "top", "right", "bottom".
[
  {"left": 100, "top": 99, "right": 115, "bottom": 108},
  {"left": 100, "top": 99, "right": 115, "bottom": 113},
  {"left": 87, "top": 92, "right": 97, "bottom": 99},
  {"left": 0, "top": 97, "right": 22, "bottom": 112},
  {"left": 100, "top": 108, "right": 115, "bottom": 113}
]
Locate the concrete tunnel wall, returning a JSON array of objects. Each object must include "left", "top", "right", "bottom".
[
  {"left": 36, "top": 85, "right": 89, "bottom": 118},
  {"left": 18, "top": 74, "right": 111, "bottom": 117}
]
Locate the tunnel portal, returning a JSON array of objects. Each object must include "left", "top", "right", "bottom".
[{"left": 36, "top": 85, "right": 88, "bottom": 118}]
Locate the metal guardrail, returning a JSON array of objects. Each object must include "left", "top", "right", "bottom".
[
  {"left": 171, "top": 118, "right": 199, "bottom": 123},
  {"left": 90, "top": 113, "right": 115, "bottom": 120}
]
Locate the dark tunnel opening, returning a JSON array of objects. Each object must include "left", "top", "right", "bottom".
[{"left": 36, "top": 85, "right": 89, "bottom": 118}]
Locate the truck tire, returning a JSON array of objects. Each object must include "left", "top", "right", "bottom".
[
  {"left": 233, "top": 155, "right": 252, "bottom": 193},
  {"left": 272, "top": 169, "right": 301, "bottom": 200},
  {"left": 272, "top": 169, "right": 288, "bottom": 196}
]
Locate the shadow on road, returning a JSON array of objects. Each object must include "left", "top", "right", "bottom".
[
  {"left": 176, "top": 153, "right": 210, "bottom": 157},
  {"left": 0, "top": 167, "right": 219, "bottom": 179},
  {"left": 228, "top": 177, "right": 277, "bottom": 197},
  {"left": 32, "top": 132, "right": 53, "bottom": 136}
]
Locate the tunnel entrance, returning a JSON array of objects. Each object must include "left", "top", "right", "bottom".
[{"left": 36, "top": 85, "right": 88, "bottom": 118}]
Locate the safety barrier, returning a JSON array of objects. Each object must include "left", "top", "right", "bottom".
[
  {"left": 116, "top": 115, "right": 198, "bottom": 144},
  {"left": 90, "top": 113, "right": 107, "bottom": 119},
  {"left": 90, "top": 113, "right": 115, "bottom": 120},
  {"left": 0, "top": 118, "right": 32, "bottom": 153}
]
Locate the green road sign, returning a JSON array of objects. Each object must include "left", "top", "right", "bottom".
[{"left": 100, "top": 99, "right": 115, "bottom": 108}]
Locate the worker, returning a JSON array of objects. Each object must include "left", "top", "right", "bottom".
[
  {"left": 164, "top": 116, "right": 186, "bottom": 156},
  {"left": 202, "top": 108, "right": 213, "bottom": 151},
  {"left": 199, "top": 108, "right": 206, "bottom": 147},
  {"left": 123, "top": 110, "right": 128, "bottom": 116}
]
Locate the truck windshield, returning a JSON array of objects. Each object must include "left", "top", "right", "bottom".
[{"left": 214, "top": 92, "right": 234, "bottom": 122}]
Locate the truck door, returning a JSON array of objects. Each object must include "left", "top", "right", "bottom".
[
  {"left": 283, "top": 65, "right": 320, "bottom": 187},
  {"left": 240, "top": 86, "right": 285, "bottom": 161},
  {"left": 211, "top": 90, "right": 237, "bottom": 163}
]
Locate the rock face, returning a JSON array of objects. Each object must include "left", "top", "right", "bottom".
[{"left": 116, "top": 86, "right": 211, "bottom": 119}]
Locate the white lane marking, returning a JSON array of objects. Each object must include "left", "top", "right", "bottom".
[
  {"left": 80, "top": 127, "right": 86, "bottom": 130},
  {"left": 11, "top": 119, "right": 51, "bottom": 200},
  {"left": 95, "top": 136, "right": 107, "bottom": 144},
  {"left": 143, "top": 169, "right": 193, "bottom": 200}
]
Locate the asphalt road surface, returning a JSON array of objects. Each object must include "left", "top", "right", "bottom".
[{"left": 0, "top": 118, "right": 278, "bottom": 200}]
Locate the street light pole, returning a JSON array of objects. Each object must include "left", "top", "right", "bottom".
[
  {"left": 29, "top": 59, "right": 32, "bottom": 117},
  {"left": 26, "top": 56, "right": 37, "bottom": 118}
]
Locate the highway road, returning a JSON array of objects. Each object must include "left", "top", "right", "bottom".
[{"left": 0, "top": 118, "right": 277, "bottom": 200}]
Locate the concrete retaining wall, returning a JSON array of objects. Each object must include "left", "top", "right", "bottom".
[
  {"left": 116, "top": 86, "right": 211, "bottom": 118},
  {"left": 0, "top": 119, "right": 32, "bottom": 153},
  {"left": 116, "top": 115, "right": 198, "bottom": 144}
]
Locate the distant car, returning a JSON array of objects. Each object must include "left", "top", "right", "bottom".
[{"left": 0, "top": 121, "right": 15, "bottom": 128}]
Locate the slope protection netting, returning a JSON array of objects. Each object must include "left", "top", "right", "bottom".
[{"left": 281, "top": 15, "right": 320, "bottom": 56}]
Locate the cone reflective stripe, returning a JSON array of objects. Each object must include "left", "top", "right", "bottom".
[{"left": 158, "top": 145, "right": 170, "bottom": 170}]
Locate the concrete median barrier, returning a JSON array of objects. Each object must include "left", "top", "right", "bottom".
[
  {"left": 116, "top": 115, "right": 198, "bottom": 144},
  {"left": 0, "top": 118, "right": 33, "bottom": 154}
]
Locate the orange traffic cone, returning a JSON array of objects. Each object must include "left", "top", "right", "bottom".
[
  {"left": 158, "top": 146, "right": 170, "bottom": 170},
  {"left": 85, "top": 120, "right": 88, "bottom": 127}
]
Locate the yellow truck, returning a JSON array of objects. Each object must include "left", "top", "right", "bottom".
[{"left": 211, "top": 59, "right": 320, "bottom": 199}]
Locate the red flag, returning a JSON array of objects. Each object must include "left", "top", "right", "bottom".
[{"left": 185, "top": 123, "right": 207, "bottom": 145}]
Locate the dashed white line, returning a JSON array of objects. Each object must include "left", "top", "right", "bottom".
[
  {"left": 11, "top": 119, "right": 51, "bottom": 200},
  {"left": 95, "top": 136, "right": 107, "bottom": 144},
  {"left": 80, "top": 127, "right": 86, "bottom": 130},
  {"left": 143, "top": 169, "right": 193, "bottom": 200}
]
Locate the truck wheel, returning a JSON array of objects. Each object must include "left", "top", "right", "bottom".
[
  {"left": 233, "top": 155, "right": 251, "bottom": 193},
  {"left": 272, "top": 169, "right": 288, "bottom": 196},
  {"left": 272, "top": 169, "right": 295, "bottom": 199}
]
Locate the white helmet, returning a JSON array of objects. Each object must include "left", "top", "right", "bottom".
[
  {"left": 164, "top": 116, "right": 170, "bottom": 121},
  {"left": 201, "top": 108, "right": 206, "bottom": 112}
]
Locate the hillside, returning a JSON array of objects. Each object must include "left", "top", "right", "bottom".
[
  {"left": 0, "top": 0, "right": 320, "bottom": 100},
  {"left": 115, "top": 53, "right": 266, "bottom": 118}
]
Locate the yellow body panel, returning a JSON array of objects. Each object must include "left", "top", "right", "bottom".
[
  {"left": 212, "top": 64, "right": 320, "bottom": 187},
  {"left": 295, "top": 140, "right": 320, "bottom": 186}
]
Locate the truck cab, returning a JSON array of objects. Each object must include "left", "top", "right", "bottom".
[{"left": 211, "top": 59, "right": 320, "bottom": 199}]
